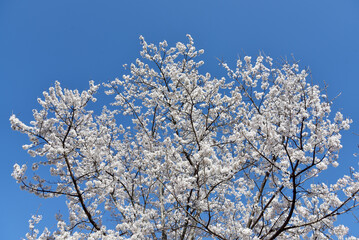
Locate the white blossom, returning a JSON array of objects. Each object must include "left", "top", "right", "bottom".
[{"left": 10, "top": 35, "right": 358, "bottom": 239}]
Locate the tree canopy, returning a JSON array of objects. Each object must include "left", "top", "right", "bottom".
[{"left": 10, "top": 35, "right": 359, "bottom": 239}]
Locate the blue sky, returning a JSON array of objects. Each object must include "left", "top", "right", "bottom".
[{"left": 1, "top": 0, "right": 359, "bottom": 238}]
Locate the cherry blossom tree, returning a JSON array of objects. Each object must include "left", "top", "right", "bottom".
[{"left": 10, "top": 35, "right": 359, "bottom": 239}]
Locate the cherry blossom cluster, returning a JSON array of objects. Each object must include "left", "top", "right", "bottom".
[{"left": 11, "top": 35, "right": 358, "bottom": 239}]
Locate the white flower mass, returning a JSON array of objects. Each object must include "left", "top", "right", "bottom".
[{"left": 10, "top": 35, "right": 359, "bottom": 239}]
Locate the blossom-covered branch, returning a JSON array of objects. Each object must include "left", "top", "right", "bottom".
[{"left": 11, "top": 35, "right": 359, "bottom": 239}]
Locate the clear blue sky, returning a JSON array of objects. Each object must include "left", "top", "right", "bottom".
[{"left": 1, "top": 0, "right": 359, "bottom": 238}]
